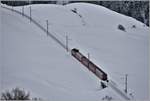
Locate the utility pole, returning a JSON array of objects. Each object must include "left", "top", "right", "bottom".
[
  {"left": 46, "top": 20, "right": 49, "bottom": 36},
  {"left": 125, "top": 74, "right": 128, "bottom": 93},
  {"left": 29, "top": 6, "right": 32, "bottom": 23},
  {"left": 22, "top": 6, "right": 24, "bottom": 16},
  {"left": 88, "top": 53, "right": 90, "bottom": 60},
  {"left": 28, "top": 0, "right": 31, "bottom": 5},
  {"left": 66, "top": 35, "right": 69, "bottom": 52},
  {"left": 87, "top": 53, "right": 90, "bottom": 68},
  {"left": 11, "top": 6, "right": 13, "bottom": 11},
  {"left": 11, "top": 1, "right": 13, "bottom": 11}
]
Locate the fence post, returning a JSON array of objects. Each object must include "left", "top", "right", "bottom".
[
  {"left": 46, "top": 20, "right": 49, "bottom": 36},
  {"left": 125, "top": 74, "right": 128, "bottom": 93},
  {"left": 88, "top": 53, "right": 90, "bottom": 60},
  {"left": 11, "top": 6, "right": 13, "bottom": 11},
  {"left": 29, "top": 6, "right": 31, "bottom": 22},
  {"left": 22, "top": 6, "right": 24, "bottom": 16},
  {"left": 66, "top": 35, "right": 69, "bottom": 52}
]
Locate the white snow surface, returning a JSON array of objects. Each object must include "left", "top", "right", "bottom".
[{"left": 0, "top": 3, "right": 149, "bottom": 100}]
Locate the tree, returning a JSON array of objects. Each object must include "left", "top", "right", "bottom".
[
  {"left": 1, "top": 87, "right": 30, "bottom": 100},
  {"left": 118, "top": 24, "right": 126, "bottom": 32}
]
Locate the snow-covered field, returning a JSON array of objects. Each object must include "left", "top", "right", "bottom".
[{"left": 0, "top": 3, "right": 149, "bottom": 100}]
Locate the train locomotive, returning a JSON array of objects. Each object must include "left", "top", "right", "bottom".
[{"left": 71, "top": 48, "right": 108, "bottom": 81}]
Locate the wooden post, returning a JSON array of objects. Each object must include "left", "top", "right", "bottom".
[
  {"left": 11, "top": 1, "right": 13, "bottom": 11},
  {"left": 11, "top": 6, "right": 13, "bottom": 11},
  {"left": 22, "top": 6, "right": 24, "bottom": 16},
  {"left": 28, "top": 0, "right": 31, "bottom": 5},
  {"left": 66, "top": 35, "right": 68, "bottom": 52},
  {"left": 125, "top": 74, "right": 128, "bottom": 93},
  {"left": 88, "top": 53, "right": 90, "bottom": 60},
  {"left": 46, "top": 20, "right": 49, "bottom": 36},
  {"left": 88, "top": 53, "right": 90, "bottom": 68},
  {"left": 29, "top": 6, "right": 31, "bottom": 22}
]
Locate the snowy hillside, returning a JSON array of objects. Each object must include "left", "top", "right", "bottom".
[{"left": 1, "top": 3, "right": 149, "bottom": 100}]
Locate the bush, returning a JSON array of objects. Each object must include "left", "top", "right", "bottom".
[
  {"left": 1, "top": 87, "right": 30, "bottom": 100},
  {"left": 132, "top": 25, "right": 136, "bottom": 28},
  {"left": 102, "top": 95, "right": 113, "bottom": 101},
  {"left": 118, "top": 24, "right": 126, "bottom": 31}
]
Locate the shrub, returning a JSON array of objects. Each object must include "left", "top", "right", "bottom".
[
  {"left": 118, "top": 24, "right": 126, "bottom": 31},
  {"left": 102, "top": 95, "right": 113, "bottom": 101},
  {"left": 132, "top": 25, "right": 136, "bottom": 28},
  {"left": 1, "top": 87, "right": 30, "bottom": 100}
]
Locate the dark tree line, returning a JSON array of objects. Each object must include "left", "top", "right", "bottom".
[
  {"left": 1, "top": 1, "right": 57, "bottom": 6},
  {"left": 1, "top": 1, "right": 29, "bottom": 6},
  {"left": 1, "top": 0, "right": 149, "bottom": 26},
  {"left": 69, "top": 1, "right": 149, "bottom": 26},
  {"left": 102, "top": 1, "right": 149, "bottom": 26}
]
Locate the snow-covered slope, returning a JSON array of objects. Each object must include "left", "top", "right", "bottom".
[
  {"left": 1, "top": 7, "right": 103, "bottom": 101},
  {"left": 1, "top": 3, "right": 149, "bottom": 100}
]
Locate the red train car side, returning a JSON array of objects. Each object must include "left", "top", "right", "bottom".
[{"left": 71, "top": 48, "right": 108, "bottom": 81}]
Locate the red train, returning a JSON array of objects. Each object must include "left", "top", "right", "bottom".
[{"left": 71, "top": 48, "right": 108, "bottom": 81}]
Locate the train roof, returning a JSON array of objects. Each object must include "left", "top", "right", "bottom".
[{"left": 72, "top": 48, "right": 79, "bottom": 52}]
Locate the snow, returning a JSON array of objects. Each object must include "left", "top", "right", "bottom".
[
  {"left": 1, "top": 3, "right": 149, "bottom": 100},
  {"left": 0, "top": 5, "right": 109, "bottom": 101},
  {"left": 0, "top": 3, "right": 2, "bottom": 95}
]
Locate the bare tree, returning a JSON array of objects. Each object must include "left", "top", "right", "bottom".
[{"left": 1, "top": 87, "right": 30, "bottom": 100}]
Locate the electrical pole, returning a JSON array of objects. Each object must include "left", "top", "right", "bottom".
[
  {"left": 28, "top": 0, "right": 31, "bottom": 5},
  {"left": 87, "top": 53, "right": 90, "bottom": 68},
  {"left": 88, "top": 53, "right": 90, "bottom": 60},
  {"left": 29, "top": 6, "right": 31, "bottom": 23},
  {"left": 11, "top": 6, "right": 13, "bottom": 11},
  {"left": 66, "top": 35, "right": 69, "bottom": 52},
  {"left": 22, "top": 6, "right": 24, "bottom": 16},
  {"left": 125, "top": 74, "right": 128, "bottom": 93},
  {"left": 11, "top": 1, "right": 13, "bottom": 11},
  {"left": 46, "top": 20, "right": 49, "bottom": 36}
]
